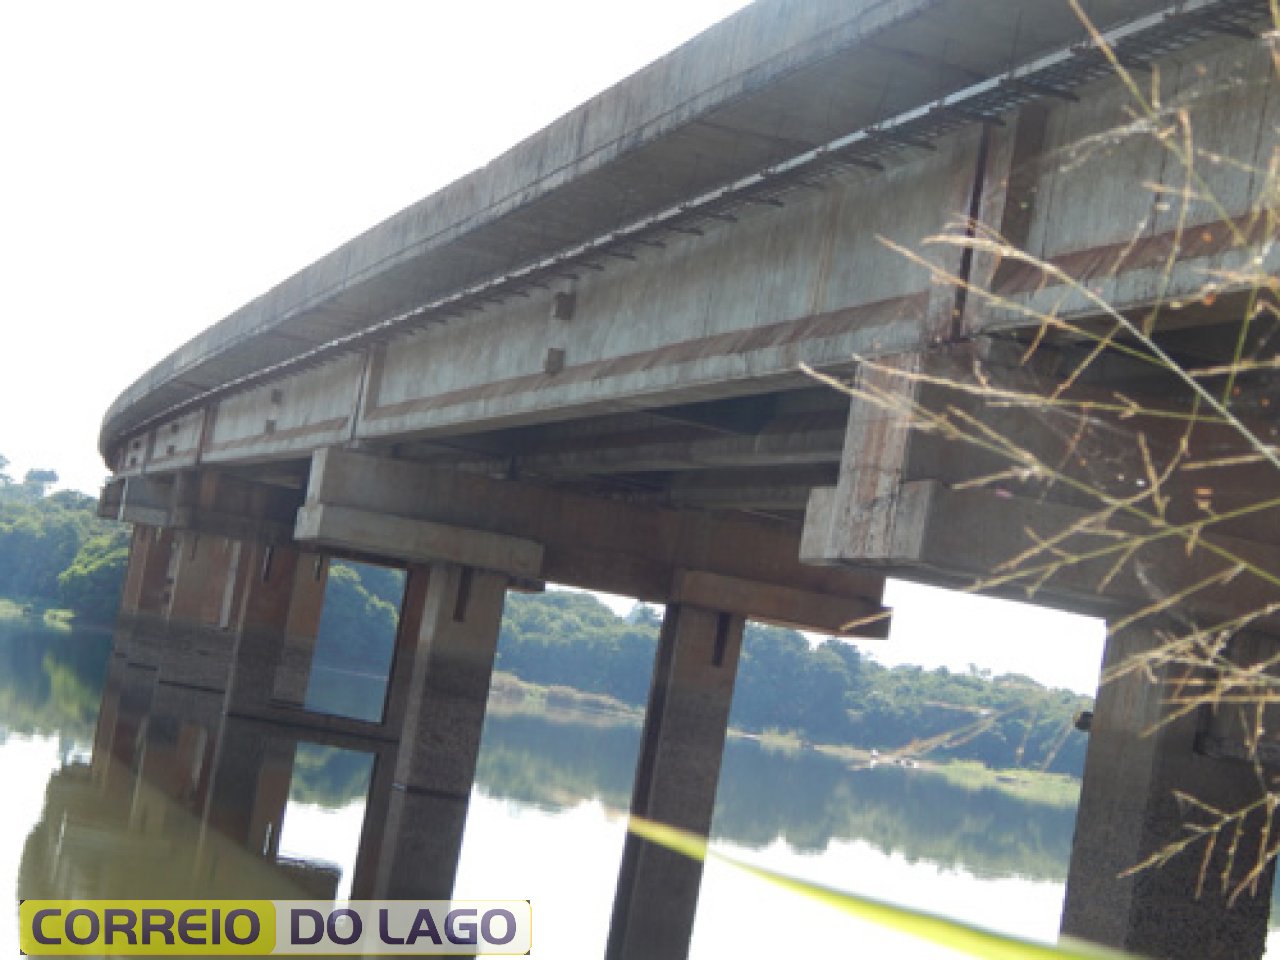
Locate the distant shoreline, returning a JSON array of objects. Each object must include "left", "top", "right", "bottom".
[{"left": 485, "top": 669, "right": 1083, "bottom": 808}]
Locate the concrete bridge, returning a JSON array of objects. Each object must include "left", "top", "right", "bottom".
[{"left": 96, "top": 0, "right": 1280, "bottom": 956}]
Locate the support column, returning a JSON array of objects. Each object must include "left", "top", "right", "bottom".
[
  {"left": 201, "top": 717, "right": 297, "bottom": 858},
  {"left": 93, "top": 656, "right": 159, "bottom": 791},
  {"left": 271, "top": 553, "right": 329, "bottom": 708},
  {"left": 378, "top": 565, "right": 431, "bottom": 732},
  {"left": 348, "top": 743, "right": 401, "bottom": 900},
  {"left": 157, "top": 532, "right": 241, "bottom": 692},
  {"left": 372, "top": 563, "right": 507, "bottom": 899},
  {"left": 225, "top": 544, "right": 326, "bottom": 715},
  {"left": 119, "top": 524, "right": 175, "bottom": 620},
  {"left": 1061, "top": 622, "right": 1275, "bottom": 959},
  {"left": 101, "top": 525, "right": 176, "bottom": 785},
  {"left": 606, "top": 603, "right": 745, "bottom": 960},
  {"left": 140, "top": 681, "right": 223, "bottom": 807},
  {"left": 116, "top": 525, "right": 175, "bottom": 669},
  {"left": 90, "top": 643, "right": 130, "bottom": 784}
]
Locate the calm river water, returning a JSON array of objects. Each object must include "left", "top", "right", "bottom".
[{"left": 4, "top": 618, "right": 1275, "bottom": 958}]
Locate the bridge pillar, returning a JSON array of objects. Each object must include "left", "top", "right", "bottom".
[
  {"left": 271, "top": 553, "right": 328, "bottom": 708},
  {"left": 348, "top": 742, "right": 403, "bottom": 899},
  {"left": 119, "top": 524, "right": 175, "bottom": 619},
  {"left": 157, "top": 532, "right": 243, "bottom": 692},
  {"left": 97, "top": 528, "right": 178, "bottom": 786},
  {"left": 606, "top": 602, "right": 745, "bottom": 960},
  {"left": 140, "top": 680, "right": 222, "bottom": 802},
  {"left": 225, "top": 543, "right": 328, "bottom": 716},
  {"left": 201, "top": 716, "right": 297, "bottom": 859},
  {"left": 129, "top": 685, "right": 223, "bottom": 838},
  {"left": 117, "top": 524, "right": 175, "bottom": 669},
  {"left": 372, "top": 562, "right": 507, "bottom": 899},
  {"left": 92, "top": 656, "right": 162, "bottom": 793},
  {"left": 1061, "top": 622, "right": 1275, "bottom": 959}
]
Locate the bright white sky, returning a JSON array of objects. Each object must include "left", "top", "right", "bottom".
[{"left": 0, "top": 0, "right": 1105, "bottom": 695}]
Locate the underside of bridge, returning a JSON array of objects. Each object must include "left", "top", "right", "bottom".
[{"left": 88, "top": 0, "right": 1280, "bottom": 956}]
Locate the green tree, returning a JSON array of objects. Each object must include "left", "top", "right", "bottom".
[
  {"left": 58, "top": 530, "right": 131, "bottom": 624},
  {"left": 0, "top": 469, "right": 126, "bottom": 621},
  {"left": 22, "top": 468, "right": 58, "bottom": 497}
]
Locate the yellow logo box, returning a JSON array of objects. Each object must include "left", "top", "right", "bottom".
[
  {"left": 20, "top": 900, "right": 532, "bottom": 956},
  {"left": 21, "top": 901, "right": 274, "bottom": 956}
]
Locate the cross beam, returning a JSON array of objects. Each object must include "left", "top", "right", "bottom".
[{"left": 295, "top": 447, "right": 887, "bottom": 635}]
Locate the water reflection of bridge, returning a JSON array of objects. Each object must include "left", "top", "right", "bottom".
[{"left": 20, "top": 628, "right": 1082, "bottom": 909}]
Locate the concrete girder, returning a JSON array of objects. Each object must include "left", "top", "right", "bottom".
[
  {"left": 102, "top": 472, "right": 303, "bottom": 545},
  {"left": 985, "top": 37, "right": 1279, "bottom": 331},
  {"left": 446, "top": 414, "right": 848, "bottom": 481},
  {"left": 802, "top": 347, "right": 1280, "bottom": 605},
  {"left": 294, "top": 503, "right": 544, "bottom": 581},
  {"left": 803, "top": 478, "right": 1280, "bottom": 625},
  {"left": 296, "top": 446, "right": 888, "bottom": 636}
]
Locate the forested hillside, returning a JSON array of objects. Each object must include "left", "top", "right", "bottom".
[
  {"left": 0, "top": 457, "right": 1092, "bottom": 775},
  {"left": 0, "top": 458, "right": 129, "bottom": 622},
  {"left": 321, "top": 566, "right": 1092, "bottom": 774}
]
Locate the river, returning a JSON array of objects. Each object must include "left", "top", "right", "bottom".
[{"left": 3, "top": 617, "right": 1274, "bottom": 958}]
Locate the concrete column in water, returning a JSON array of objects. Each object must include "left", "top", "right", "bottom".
[
  {"left": 201, "top": 717, "right": 298, "bottom": 860},
  {"left": 157, "top": 532, "right": 242, "bottom": 692},
  {"left": 372, "top": 562, "right": 507, "bottom": 899},
  {"left": 271, "top": 553, "right": 329, "bottom": 708},
  {"left": 606, "top": 602, "right": 745, "bottom": 960},
  {"left": 96, "top": 524, "right": 175, "bottom": 784},
  {"left": 116, "top": 524, "right": 175, "bottom": 668},
  {"left": 348, "top": 565, "right": 430, "bottom": 899},
  {"left": 225, "top": 543, "right": 328, "bottom": 715},
  {"left": 1060, "top": 621, "right": 1275, "bottom": 959}
]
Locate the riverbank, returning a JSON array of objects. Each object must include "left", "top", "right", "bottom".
[{"left": 486, "top": 669, "right": 1083, "bottom": 808}]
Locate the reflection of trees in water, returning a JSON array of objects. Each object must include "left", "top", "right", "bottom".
[
  {"left": 288, "top": 742, "right": 376, "bottom": 809},
  {"left": 5, "top": 625, "right": 1078, "bottom": 885},
  {"left": 0, "top": 621, "right": 110, "bottom": 743},
  {"left": 475, "top": 715, "right": 642, "bottom": 813},
  {"left": 714, "top": 745, "right": 1076, "bottom": 881},
  {"left": 467, "top": 714, "right": 1078, "bottom": 883}
]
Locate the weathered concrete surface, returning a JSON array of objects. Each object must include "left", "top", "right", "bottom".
[
  {"left": 799, "top": 345, "right": 1280, "bottom": 621},
  {"left": 607, "top": 603, "right": 745, "bottom": 960},
  {"left": 296, "top": 446, "right": 885, "bottom": 633},
  {"left": 373, "top": 563, "right": 507, "bottom": 899},
  {"left": 1061, "top": 623, "right": 1276, "bottom": 959},
  {"left": 101, "top": 0, "right": 1237, "bottom": 478},
  {"left": 988, "top": 36, "right": 1280, "bottom": 330},
  {"left": 225, "top": 542, "right": 328, "bottom": 716},
  {"left": 101, "top": 0, "right": 1181, "bottom": 463}
]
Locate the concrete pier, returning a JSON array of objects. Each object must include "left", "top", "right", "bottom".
[
  {"left": 202, "top": 717, "right": 298, "bottom": 858},
  {"left": 371, "top": 563, "right": 508, "bottom": 899},
  {"left": 1061, "top": 623, "right": 1277, "bottom": 959},
  {"left": 225, "top": 543, "right": 326, "bottom": 715},
  {"left": 607, "top": 603, "right": 745, "bottom": 960}
]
